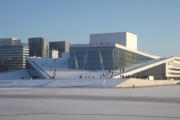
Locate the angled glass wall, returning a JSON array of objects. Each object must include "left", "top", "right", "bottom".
[{"left": 69, "top": 46, "right": 153, "bottom": 70}]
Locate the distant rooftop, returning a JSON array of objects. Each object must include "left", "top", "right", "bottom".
[
  {"left": 0, "top": 38, "right": 21, "bottom": 46},
  {"left": 90, "top": 32, "right": 137, "bottom": 35}
]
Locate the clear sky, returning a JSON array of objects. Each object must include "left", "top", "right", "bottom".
[{"left": 0, "top": 0, "right": 180, "bottom": 57}]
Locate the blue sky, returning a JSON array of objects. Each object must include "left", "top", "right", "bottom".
[{"left": 0, "top": 0, "right": 180, "bottom": 57}]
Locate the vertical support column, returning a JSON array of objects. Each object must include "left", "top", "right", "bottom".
[
  {"left": 112, "top": 48, "right": 115, "bottom": 70},
  {"left": 99, "top": 51, "right": 104, "bottom": 70},
  {"left": 75, "top": 56, "right": 79, "bottom": 70}
]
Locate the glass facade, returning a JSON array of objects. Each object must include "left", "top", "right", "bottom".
[
  {"left": 69, "top": 46, "right": 153, "bottom": 70},
  {"left": 0, "top": 44, "right": 29, "bottom": 72}
]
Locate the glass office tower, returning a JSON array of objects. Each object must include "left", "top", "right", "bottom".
[{"left": 69, "top": 44, "right": 154, "bottom": 70}]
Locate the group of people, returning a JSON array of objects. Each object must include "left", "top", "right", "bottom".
[
  {"left": 78, "top": 67, "right": 127, "bottom": 79},
  {"left": 79, "top": 75, "right": 95, "bottom": 79}
]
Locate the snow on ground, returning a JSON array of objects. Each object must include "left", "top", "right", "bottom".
[
  {"left": 0, "top": 78, "right": 128, "bottom": 88},
  {"left": 0, "top": 69, "right": 30, "bottom": 80}
]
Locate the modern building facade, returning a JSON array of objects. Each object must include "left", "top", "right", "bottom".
[
  {"left": 69, "top": 43, "right": 159, "bottom": 70},
  {"left": 49, "top": 41, "right": 70, "bottom": 57},
  {"left": 0, "top": 38, "right": 29, "bottom": 72},
  {"left": 69, "top": 32, "right": 159, "bottom": 70},
  {"left": 90, "top": 32, "right": 138, "bottom": 50},
  {"left": 28, "top": 37, "right": 49, "bottom": 58},
  {"left": 113, "top": 57, "right": 180, "bottom": 80}
]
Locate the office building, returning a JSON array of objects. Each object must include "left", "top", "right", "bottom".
[
  {"left": 0, "top": 38, "right": 29, "bottom": 72},
  {"left": 28, "top": 37, "right": 49, "bottom": 58},
  {"left": 49, "top": 41, "right": 70, "bottom": 57}
]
